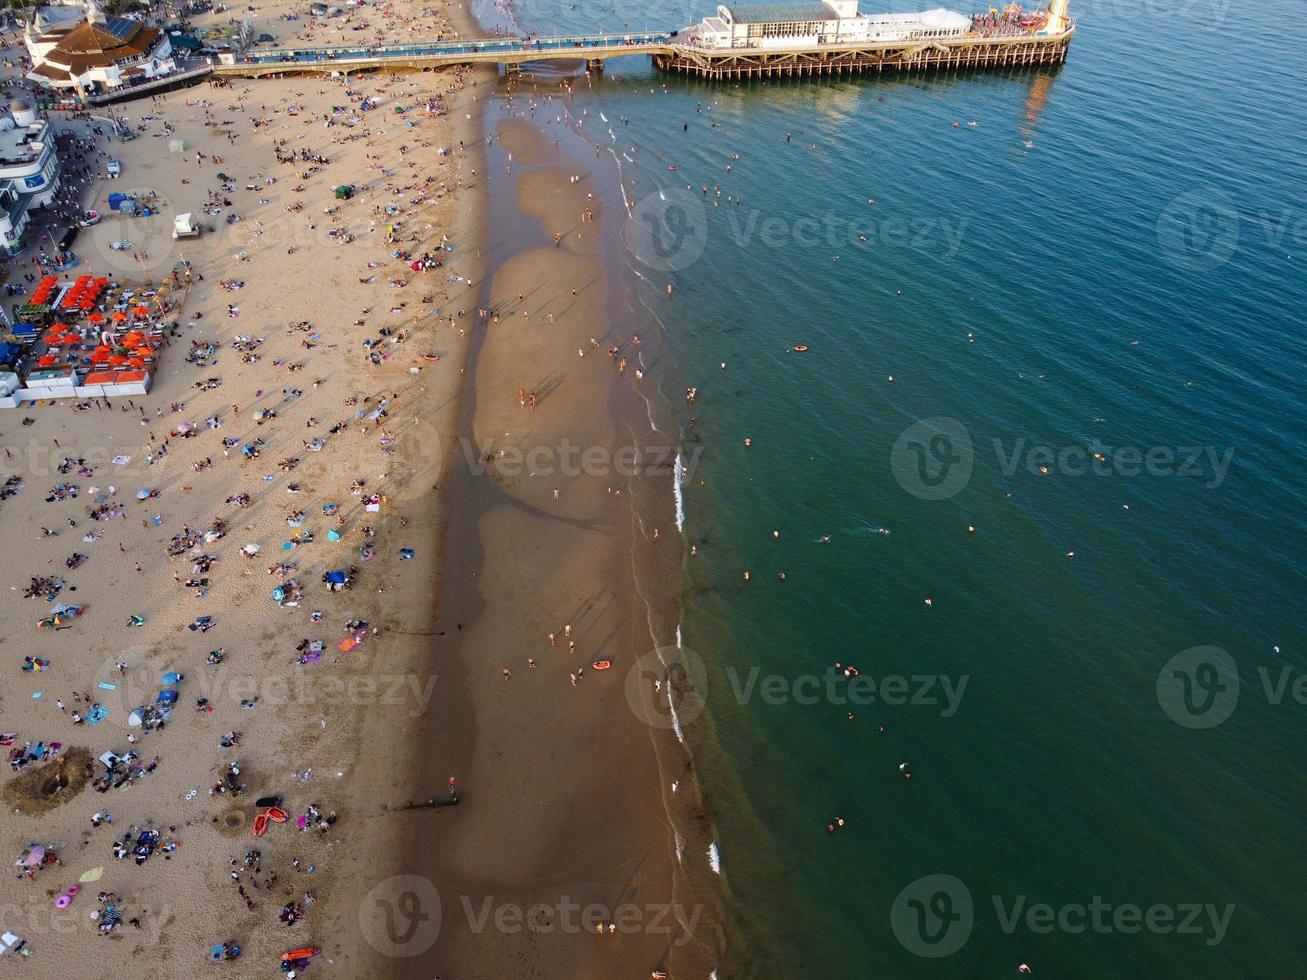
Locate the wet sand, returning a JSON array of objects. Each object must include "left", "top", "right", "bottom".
[{"left": 388, "top": 110, "right": 691, "bottom": 978}]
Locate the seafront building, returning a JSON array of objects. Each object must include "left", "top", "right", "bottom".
[
  {"left": 686, "top": 0, "right": 1066, "bottom": 49},
  {"left": 689, "top": 1, "right": 972, "bottom": 49},
  {"left": 0, "top": 100, "right": 61, "bottom": 257},
  {"left": 23, "top": 3, "right": 176, "bottom": 97}
]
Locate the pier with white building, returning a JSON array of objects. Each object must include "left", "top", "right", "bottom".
[{"left": 215, "top": 0, "right": 1074, "bottom": 82}]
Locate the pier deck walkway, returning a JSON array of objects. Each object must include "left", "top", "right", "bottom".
[{"left": 213, "top": 26, "right": 1071, "bottom": 78}]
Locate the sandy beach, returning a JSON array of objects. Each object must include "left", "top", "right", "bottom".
[{"left": 0, "top": 0, "right": 714, "bottom": 975}]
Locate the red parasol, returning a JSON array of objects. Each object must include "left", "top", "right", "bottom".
[{"left": 88, "top": 312, "right": 106, "bottom": 324}]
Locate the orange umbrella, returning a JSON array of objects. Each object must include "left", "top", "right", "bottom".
[
  {"left": 37, "top": 355, "right": 57, "bottom": 367},
  {"left": 88, "top": 312, "right": 105, "bottom": 324},
  {"left": 126, "top": 356, "right": 146, "bottom": 368},
  {"left": 90, "top": 351, "right": 110, "bottom": 363},
  {"left": 132, "top": 306, "right": 150, "bottom": 317},
  {"left": 110, "top": 311, "right": 128, "bottom": 322},
  {"left": 108, "top": 354, "right": 127, "bottom": 366}
]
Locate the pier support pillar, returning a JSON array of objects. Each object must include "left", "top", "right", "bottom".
[
  {"left": 586, "top": 58, "right": 604, "bottom": 75},
  {"left": 504, "top": 62, "right": 520, "bottom": 79}
]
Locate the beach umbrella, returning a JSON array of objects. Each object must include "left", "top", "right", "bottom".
[
  {"left": 22, "top": 845, "right": 45, "bottom": 867},
  {"left": 132, "top": 305, "right": 150, "bottom": 317},
  {"left": 51, "top": 322, "right": 70, "bottom": 331},
  {"left": 108, "top": 355, "right": 127, "bottom": 366},
  {"left": 90, "top": 351, "right": 110, "bottom": 364},
  {"left": 126, "top": 357, "right": 146, "bottom": 368},
  {"left": 36, "top": 355, "right": 57, "bottom": 368},
  {"left": 110, "top": 311, "right": 128, "bottom": 322},
  {"left": 88, "top": 312, "right": 105, "bottom": 323}
]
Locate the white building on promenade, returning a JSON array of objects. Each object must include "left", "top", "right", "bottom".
[{"left": 0, "top": 101, "right": 61, "bottom": 257}]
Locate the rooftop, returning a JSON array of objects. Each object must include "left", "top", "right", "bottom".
[
  {"left": 723, "top": 3, "right": 839, "bottom": 23},
  {"left": 0, "top": 120, "right": 49, "bottom": 168}
]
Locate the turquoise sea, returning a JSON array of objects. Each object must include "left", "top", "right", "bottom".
[{"left": 478, "top": 0, "right": 1307, "bottom": 974}]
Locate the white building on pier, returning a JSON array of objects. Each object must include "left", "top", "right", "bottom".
[{"left": 688, "top": 1, "right": 977, "bottom": 49}]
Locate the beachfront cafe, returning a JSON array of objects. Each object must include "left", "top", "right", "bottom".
[{"left": 0, "top": 271, "right": 180, "bottom": 407}]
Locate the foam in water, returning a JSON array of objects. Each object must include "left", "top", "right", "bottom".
[
  {"left": 667, "top": 682, "right": 685, "bottom": 744},
  {"left": 708, "top": 842, "right": 721, "bottom": 874},
  {"left": 673, "top": 452, "right": 686, "bottom": 533}
]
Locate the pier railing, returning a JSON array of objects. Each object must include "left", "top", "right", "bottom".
[{"left": 212, "top": 22, "right": 1075, "bottom": 78}]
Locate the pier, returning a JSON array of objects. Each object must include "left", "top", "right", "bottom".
[{"left": 212, "top": 0, "right": 1074, "bottom": 82}]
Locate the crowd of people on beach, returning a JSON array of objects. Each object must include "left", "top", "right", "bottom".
[{"left": 0, "top": 0, "right": 483, "bottom": 964}]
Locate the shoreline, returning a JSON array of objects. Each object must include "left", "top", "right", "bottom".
[{"left": 397, "top": 93, "right": 696, "bottom": 976}]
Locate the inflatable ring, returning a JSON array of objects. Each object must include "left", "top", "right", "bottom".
[{"left": 55, "top": 895, "right": 71, "bottom": 909}]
